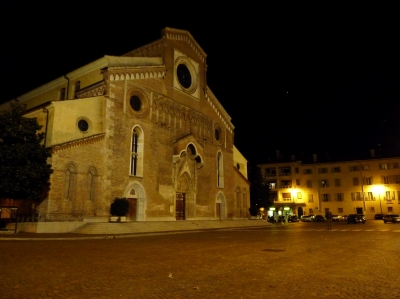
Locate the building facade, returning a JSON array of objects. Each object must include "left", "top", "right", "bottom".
[
  {"left": 1, "top": 28, "right": 250, "bottom": 223},
  {"left": 258, "top": 155, "right": 400, "bottom": 219}
]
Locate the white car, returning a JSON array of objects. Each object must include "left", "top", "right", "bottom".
[
  {"left": 301, "top": 215, "right": 314, "bottom": 222},
  {"left": 332, "top": 215, "right": 343, "bottom": 222}
]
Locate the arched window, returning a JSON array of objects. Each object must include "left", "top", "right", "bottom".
[
  {"left": 88, "top": 167, "right": 98, "bottom": 202},
  {"left": 217, "top": 151, "right": 224, "bottom": 188},
  {"left": 236, "top": 187, "right": 242, "bottom": 208},
  {"left": 242, "top": 189, "right": 248, "bottom": 213},
  {"left": 65, "top": 163, "right": 77, "bottom": 201},
  {"left": 130, "top": 126, "right": 144, "bottom": 176}
]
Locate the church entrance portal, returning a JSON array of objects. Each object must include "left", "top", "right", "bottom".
[
  {"left": 176, "top": 193, "right": 186, "bottom": 220},
  {"left": 216, "top": 203, "right": 221, "bottom": 220},
  {"left": 127, "top": 198, "right": 137, "bottom": 221}
]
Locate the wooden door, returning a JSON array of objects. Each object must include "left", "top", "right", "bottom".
[
  {"left": 128, "top": 198, "right": 137, "bottom": 221},
  {"left": 216, "top": 203, "right": 221, "bottom": 220},
  {"left": 176, "top": 193, "right": 185, "bottom": 220}
]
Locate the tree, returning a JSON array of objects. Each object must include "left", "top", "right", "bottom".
[
  {"left": 110, "top": 197, "right": 129, "bottom": 217},
  {"left": 248, "top": 163, "right": 271, "bottom": 215},
  {"left": 0, "top": 102, "right": 53, "bottom": 202}
]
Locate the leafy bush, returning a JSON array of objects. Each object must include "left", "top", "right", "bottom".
[{"left": 109, "top": 197, "right": 129, "bottom": 217}]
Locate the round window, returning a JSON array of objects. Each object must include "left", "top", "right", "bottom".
[
  {"left": 130, "top": 95, "right": 142, "bottom": 112},
  {"left": 78, "top": 119, "right": 89, "bottom": 132},
  {"left": 177, "top": 64, "right": 192, "bottom": 88}
]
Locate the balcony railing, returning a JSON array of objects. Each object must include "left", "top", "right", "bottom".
[
  {"left": 280, "top": 185, "right": 292, "bottom": 189},
  {"left": 279, "top": 172, "right": 292, "bottom": 176}
]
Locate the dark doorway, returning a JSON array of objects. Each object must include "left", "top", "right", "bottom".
[
  {"left": 176, "top": 193, "right": 186, "bottom": 220},
  {"left": 356, "top": 207, "right": 363, "bottom": 214},
  {"left": 216, "top": 203, "right": 221, "bottom": 220},
  {"left": 297, "top": 207, "right": 303, "bottom": 218},
  {"left": 128, "top": 198, "right": 137, "bottom": 221}
]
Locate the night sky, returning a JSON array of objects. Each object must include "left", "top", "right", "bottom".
[{"left": 1, "top": 3, "right": 399, "bottom": 164}]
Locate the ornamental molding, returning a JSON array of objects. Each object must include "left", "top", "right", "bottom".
[
  {"left": 51, "top": 133, "right": 105, "bottom": 153},
  {"left": 152, "top": 93, "right": 212, "bottom": 129},
  {"left": 163, "top": 28, "right": 206, "bottom": 62},
  {"left": 205, "top": 89, "right": 234, "bottom": 133},
  {"left": 109, "top": 67, "right": 166, "bottom": 81},
  {"left": 76, "top": 80, "right": 106, "bottom": 98}
]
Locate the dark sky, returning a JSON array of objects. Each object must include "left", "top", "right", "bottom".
[{"left": 1, "top": 3, "right": 399, "bottom": 164}]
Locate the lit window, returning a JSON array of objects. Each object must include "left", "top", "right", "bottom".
[
  {"left": 379, "top": 163, "right": 389, "bottom": 170},
  {"left": 386, "top": 191, "right": 395, "bottom": 200},
  {"left": 364, "top": 192, "right": 373, "bottom": 200},
  {"left": 320, "top": 179, "right": 329, "bottom": 188}
]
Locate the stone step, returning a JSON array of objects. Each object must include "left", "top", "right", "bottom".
[{"left": 73, "top": 220, "right": 268, "bottom": 234}]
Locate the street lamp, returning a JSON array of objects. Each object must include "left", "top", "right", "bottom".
[{"left": 372, "top": 185, "right": 384, "bottom": 214}]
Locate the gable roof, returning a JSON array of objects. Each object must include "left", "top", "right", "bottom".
[{"left": 123, "top": 27, "right": 207, "bottom": 62}]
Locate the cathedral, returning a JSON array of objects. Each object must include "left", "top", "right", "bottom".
[{"left": 0, "top": 28, "right": 250, "bottom": 227}]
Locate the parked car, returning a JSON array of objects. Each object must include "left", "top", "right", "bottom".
[
  {"left": 301, "top": 215, "right": 314, "bottom": 222},
  {"left": 347, "top": 214, "right": 366, "bottom": 224},
  {"left": 342, "top": 215, "right": 348, "bottom": 221},
  {"left": 287, "top": 215, "right": 299, "bottom": 222},
  {"left": 332, "top": 215, "right": 342, "bottom": 222},
  {"left": 313, "top": 215, "right": 326, "bottom": 222},
  {"left": 374, "top": 214, "right": 384, "bottom": 220},
  {"left": 383, "top": 214, "right": 400, "bottom": 223}
]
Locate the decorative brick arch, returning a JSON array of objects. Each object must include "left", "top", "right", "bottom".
[{"left": 215, "top": 191, "right": 227, "bottom": 220}]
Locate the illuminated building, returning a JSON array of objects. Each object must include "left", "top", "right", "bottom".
[
  {"left": 0, "top": 28, "right": 250, "bottom": 231},
  {"left": 258, "top": 153, "right": 400, "bottom": 219}
]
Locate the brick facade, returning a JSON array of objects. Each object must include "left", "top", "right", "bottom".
[{"left": 2, "top": 28, "right": 250, "bottom": 222}]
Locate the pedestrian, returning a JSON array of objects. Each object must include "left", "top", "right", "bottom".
[{"left": 325, "top": 209, "right": 333, "bottom": 230}]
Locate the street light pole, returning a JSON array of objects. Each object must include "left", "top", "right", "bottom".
[{"left": 373, "top": 184, "right": 384, "bottom": 215}]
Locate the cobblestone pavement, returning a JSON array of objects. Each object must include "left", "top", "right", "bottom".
[{"left": 1, "top": 222, "right": 399, "bottom": 298}]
